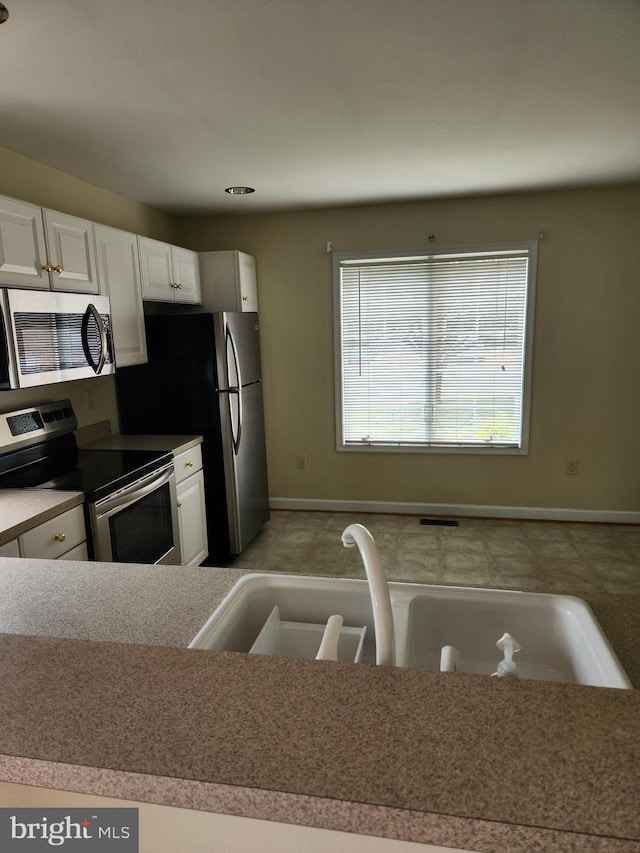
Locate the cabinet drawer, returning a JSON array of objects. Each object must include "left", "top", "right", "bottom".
[
  {"left": 61, "top": 541, "right": 89, "bottom": 561},
  {"left": 0, "top": 539, "right": 20, "bottom": 558},
  {"left": 20, "top": 506, "right": 86, "bottom": 559},
  {"left": 174, "top": 444, "right": 203, "bottom": 484}
]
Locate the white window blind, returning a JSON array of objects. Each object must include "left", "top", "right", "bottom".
[{"left": 335, "top": 244, "right": 536, "bottom": 452}]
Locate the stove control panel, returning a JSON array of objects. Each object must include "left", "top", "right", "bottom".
[
  {"left": 7, "top": 410, "right": 44, "bottom": 436},
  {"left": 0, "top": 400, "right": 77, "bottom": 454}
]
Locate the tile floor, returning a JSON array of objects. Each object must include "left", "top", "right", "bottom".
[{"left": 232, "top": 511, "right": 640, "bottom": 595}]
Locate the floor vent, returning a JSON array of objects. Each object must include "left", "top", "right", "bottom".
[{"left": 419, "top": 518, "right": 459, "bottom": 527}]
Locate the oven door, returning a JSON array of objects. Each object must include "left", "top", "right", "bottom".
[{"left": 89, "top": 463, "right": 181, "bottom": 565}]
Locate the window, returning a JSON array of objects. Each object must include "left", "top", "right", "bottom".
[{"left": 333, "top": 242, "right": 537, "bottom": 453}]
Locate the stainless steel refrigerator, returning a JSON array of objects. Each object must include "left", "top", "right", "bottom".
[{"left": 115, "top": 311, "right": 269, "bottom": 562}]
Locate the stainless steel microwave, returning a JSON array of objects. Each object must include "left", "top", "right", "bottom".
[{"left": 0, "top": 288, "right": 115, "bottom": 389}]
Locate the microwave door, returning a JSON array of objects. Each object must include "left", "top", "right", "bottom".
[
  {"left": 0, "top": 297, "right": 18, "bottom": 389},
  {"left": 1, "top": 289, "right": 114, "bottom": 388}
]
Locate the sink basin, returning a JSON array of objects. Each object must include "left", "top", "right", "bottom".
[
  {"left": 402, "top": 588, "right": 625, "bottom": 685},
  {"left": 189, "top": 573, "right": 631, "bottom": 689}
]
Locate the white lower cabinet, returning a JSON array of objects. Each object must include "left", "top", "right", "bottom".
[
  {"left": 174, "top": 445, "right": 208, "bottom": 567},
  {"left": 18, "top": 506, "right": 87, "bottom": 560},
  {"left": 0, "top": 539, "right": 20, "bottom": 558}
]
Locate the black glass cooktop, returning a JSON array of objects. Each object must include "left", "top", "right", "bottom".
[
  {"left": 36, "top": 448, "right": 173, "bottom": 502},
  {"left": 0, "top": 435, "right": 173, "bottom": 503}
]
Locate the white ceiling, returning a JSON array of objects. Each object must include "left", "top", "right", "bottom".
[{"left": 1, "top": 0, "right": 639, "bottom": 215}]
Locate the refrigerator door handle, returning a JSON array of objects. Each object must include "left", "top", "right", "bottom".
[
  {"left": 226, "top": 324, "right": 243, "bottom": 454},
  {"left": 229, "top": 386, "right": 243, "bottom": 455}
]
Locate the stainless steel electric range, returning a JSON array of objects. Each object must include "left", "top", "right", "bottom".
[{"left": 0, "top": 400, "right": 181, "bottom": 565}]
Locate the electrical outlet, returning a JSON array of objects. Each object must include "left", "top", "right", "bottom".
[
  {"left": 566, "top": 459, "right": 579, "bottom": 476},
  {"left": 84, "top": 389, "right": 96, "bottom": 413},
  {"left": 296, "top": 453, "right": 307, "bottom": 470}
]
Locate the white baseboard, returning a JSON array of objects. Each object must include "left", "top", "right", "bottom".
[{"left": 269, "top": 497, "right": 640, "bottom": 525}]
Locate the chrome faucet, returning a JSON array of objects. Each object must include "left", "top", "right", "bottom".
[{"left": 341, "top": 523, "right": 395, "bottom": 666}]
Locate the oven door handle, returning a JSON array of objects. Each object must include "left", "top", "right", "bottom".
[{"left": 96, "top": 466, "right": 174, "bottom": 516}]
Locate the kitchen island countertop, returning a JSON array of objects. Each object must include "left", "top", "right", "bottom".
[{"left": 0, "top": 556, "right": 638, "bottom": 853}]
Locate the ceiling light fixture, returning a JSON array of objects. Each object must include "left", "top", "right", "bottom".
[
  {"left": 225, "top": 186, "right": 255, "bottom": 195},
  {"left": 0, "top": 4, "right": 9, "bottom": 24}
]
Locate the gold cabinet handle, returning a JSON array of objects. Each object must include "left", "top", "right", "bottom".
[
  {"left": 170, "top": 282, "right": 178, "bottom": 289},
  {"left": 185, "top": 461, "right": 193, "bottom": 468},
  {"left": 42, "top": 264, "right": 53, "bottom": 272},
  {"left": 54, "top": 533, "right": 66, "bottom": 543},
  {"left": 242, "top": 296, "right": 249, "bottom": 302},
  {"left": 177, "top": 500, "right": 182, "bottom": 508},
  {"left": 176, "top": 282, "right": 183, "bottom": 289},
  {"left": 53, "top": 265, "right": 63, "bottom": 273}
]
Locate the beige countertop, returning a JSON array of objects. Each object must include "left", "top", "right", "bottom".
[
  {"left": 0, "top": 557, "right": 638, "bottom": 853},
  {"left": 0, "top": 491, "right": 84, "bottom": 547},
  {"left": 0, "top": 432, "right": 202, "bottom": 545}
]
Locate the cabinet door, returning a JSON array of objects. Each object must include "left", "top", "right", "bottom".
[
  {"left": 198, "top": 250, "right": 257, "bottom": 312},
  {"left": 177, "top": 470, "right": 208, "bottom": 567},
  {"left": 43, "top": 209, "right": 99, "bottom": 294},
  {"left": 0, "top": 539, "right": 20, "bottom": 558},
  {"left": 0, "top": 196, "right": 50, "bottom": 289},
  {"left": 94, "top": 224, "right": 148, "bottom": 367},
  {"left": 171, "top": 245, "right": 201, "bottom": 304},
  {"left": 237, "top": 251, "right": 258, "bottom": 312},
  {"left": 138, "top": 236, "right": 174, "bottom": 301}
]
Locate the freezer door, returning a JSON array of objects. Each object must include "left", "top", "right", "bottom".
[
  {"left": 219, "top": 380, "right": 270, "bottom": 553},
  {"left": 214, "top": 311, "right": 262, "bottom": 390}
]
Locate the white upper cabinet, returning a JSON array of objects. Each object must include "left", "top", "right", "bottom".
[
  {"left": 43, "top": 209, "right": 99, "bottom": 294},
  {"left": 171, "top": 245, "right": 201, "bottom": 303},
  {"left": 198, "top": 250, "right": 258, "bottom": 312},
  {"left": 0, "top": 196, "right": 98, "bottom": 293},
  {"left": 138, "top": 236, "right": 201, "bottom": 304},
  {"left": 94, "top": 224, "right": 148, "bottom": 367},
  {"left": 0, "top": 196, "right": 50, "bottom": 289},
  {"left": 137, "top": 236, "right": 172, "bottom": 300}
]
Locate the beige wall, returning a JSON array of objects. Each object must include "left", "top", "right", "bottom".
[
  {"left": 0, "top": 146, "right": 174, "bottom": 239},
  {"left": 1, "top": 146, "right": 638, "bottom": 512},
  {"left": 0, "top": 146, "right": 176, "bottom": 428},
  {"left": 176, "top": 184, "right": 640, "bottom": 512}
]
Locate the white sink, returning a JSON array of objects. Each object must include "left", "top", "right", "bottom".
[{"left": 189, "top": 573, "right": 631, "bottom": 689}]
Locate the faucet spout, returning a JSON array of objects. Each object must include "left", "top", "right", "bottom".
[{"left": 341, "top": 523, "right": 395, "bottom": 666}]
